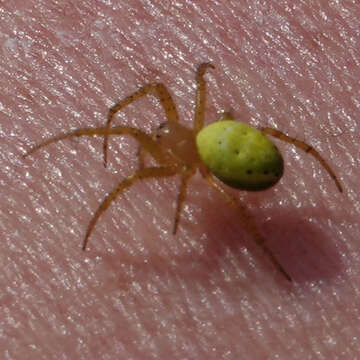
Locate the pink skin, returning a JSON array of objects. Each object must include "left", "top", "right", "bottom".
[{"left": 1, "top": 1, "right": 359, "bottom": 359}]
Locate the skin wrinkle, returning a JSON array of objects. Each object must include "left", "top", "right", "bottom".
[{"left": 1, "top": 0, "right": 359, "bottom": 359}]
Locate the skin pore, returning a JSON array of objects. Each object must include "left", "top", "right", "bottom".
[{"left": 1, "top": 1, "right": 359, "bottom": 359}]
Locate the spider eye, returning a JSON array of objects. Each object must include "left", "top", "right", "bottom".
[
  {"left": 155, "top": 122, "right": 170, "bottom": 138},
  {"left": 196, "top": 120, "right": 284, "bottom": 191}
]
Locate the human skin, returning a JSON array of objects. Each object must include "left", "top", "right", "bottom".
[{"left": 1, "top": 0, "right": 359, "bottom": 359}]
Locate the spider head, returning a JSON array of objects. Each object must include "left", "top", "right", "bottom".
[{"left": 154, "top": 121, "right": 201, "bottom": 165}]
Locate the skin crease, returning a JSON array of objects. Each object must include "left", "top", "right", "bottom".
[{"left": 0, "top": 0, "right": 359, "bottom": 358}]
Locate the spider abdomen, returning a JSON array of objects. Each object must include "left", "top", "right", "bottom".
[{"left": 196, "top": 119, "right": 284, "bottom": 191}]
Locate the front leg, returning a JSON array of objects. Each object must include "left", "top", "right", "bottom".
[
  {"left": 23, "top": 125, "right": 173, "bottom": 168},
  {"left": 193, "top": 63, "right": 215, "bottom": 134},
  {"left": 104, "top": 83, "right": 179, "bottom": 167}
]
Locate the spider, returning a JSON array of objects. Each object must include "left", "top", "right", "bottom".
[{"left": 24, "top": 63, "right": 342, "bottom": 281}]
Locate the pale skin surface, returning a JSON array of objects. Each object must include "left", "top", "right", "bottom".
[{"left": 1, "top": 1, "right": 359, "bottom": 359}]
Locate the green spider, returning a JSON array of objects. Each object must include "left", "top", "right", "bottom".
[{"left": 24, "top": 63, "right": 342, "bottom": 281}]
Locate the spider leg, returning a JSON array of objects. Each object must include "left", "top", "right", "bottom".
[
  {"left": 260, "top": 127, "right": 343, "bottom": 192},
  {"left": 201, "top": 169, "right": 291, "bottom": 281},
  {"left": 172, "top": 167, "right": 196, "bottom": 234},
  {"left": 82, "top": 166, "right": 177, "bottom": 250},
  {"left": 23, "top": 125, "right": 174, "bottom": 167},
  {"left": 136, "top": 145, "right": 147, "bottom": 170},
  {"left": 104, "top": 83, "right": 179, "bottom": 167},
  {"left": 193, "top": 63, "right": 215, "bottom": 134}
]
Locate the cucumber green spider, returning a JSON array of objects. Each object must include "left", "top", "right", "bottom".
[{"left": 24, "top": 63, "right": 342, "bottom": 281}]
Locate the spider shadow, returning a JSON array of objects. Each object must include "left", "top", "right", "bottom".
[
  {"left": 92, "top": 179, "right": 342, "bottom": 288},
  {"left": 196, "top": 198, "right": 343, "bottom": 284},
  {"left": 96, "top": 203, "right": 342, "bottom": 292}
]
